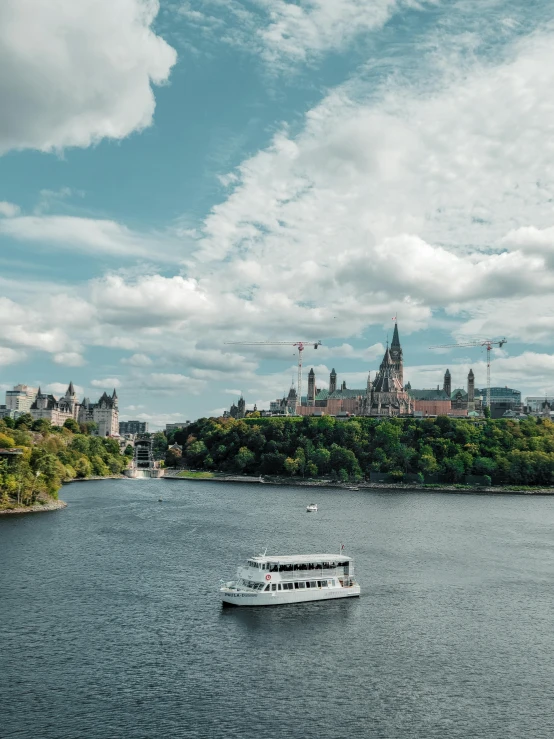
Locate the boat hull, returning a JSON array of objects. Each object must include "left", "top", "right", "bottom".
[{"left": 220, "top": 585, "right": 360, "bottom": 607}]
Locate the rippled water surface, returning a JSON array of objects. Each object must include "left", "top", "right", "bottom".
[{"left": 2, "top": 479, "right": 554, "bottom": 738}]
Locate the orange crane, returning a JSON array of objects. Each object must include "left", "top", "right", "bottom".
[
  {"left": 429, "top": 338, "right": 507, "bottom": 409},
  {"left": 225, "top": 340, "right": 322, "bottom": 404}
]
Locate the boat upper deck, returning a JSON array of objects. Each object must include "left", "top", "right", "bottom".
[{"left": 247, "top": 554, "right": 352, "bottom": 566}]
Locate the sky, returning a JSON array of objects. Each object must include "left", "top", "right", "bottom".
[{"left": 1, "top": 0, "right": 554, "bottom": 428}]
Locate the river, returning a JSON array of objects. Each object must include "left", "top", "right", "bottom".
[{"left": 2, "top": 478, "right": 554, "bottom": 738}]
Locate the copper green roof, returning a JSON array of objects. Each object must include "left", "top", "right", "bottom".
[
  {"left": 327, "top": 388, "right": 366, "bottom": 399},
  {"left": 407, "top": 389, "right": 450, "bottom": 400}
]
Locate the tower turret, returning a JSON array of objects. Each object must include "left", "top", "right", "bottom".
[
  {"left": 443, "top": 368, "right": 451, "bottom": 396},
  {"left": 307, "top": 368, "right": 316, "bottom": 406},
  {"left": 468, "top": 369, "right": 475, "bottom": 409},
  {"left": 238, "top": 396, "right": 246, "bottom": 419},
  {"left": 329, "top": 368, "right": 337, "bottom": 394},
  {"left": 389, "top": 322, "right": 404, "bottom": 386}
]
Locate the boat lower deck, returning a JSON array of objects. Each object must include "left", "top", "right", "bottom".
[{"left": 221, "top": 583, "right": 361, "bottom": 607}]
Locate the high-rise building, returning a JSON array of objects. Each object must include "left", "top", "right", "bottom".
[
  {"left": 5, "top": 384, "right": 38, "bottom": 412},
  {"left": 165, "top": 422, "right": 191, "bottom": 432},
  {"left": 119, "top": 421, "right": 149, "bottom": 435}
]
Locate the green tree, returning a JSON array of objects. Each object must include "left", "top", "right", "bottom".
[
  {"left": 15, "top": 413, "right": 33, "bottom": 429},
  {"left": 233, "top": 446, "right": 256, "bottom": 472},
  {"left": 152, "top": 432, "right": 168, "bottom": 460},
  {"left": 63, "top": 418, "right": 80, "bottom": 433},
  {"left": 283, "top": 457, "right": 300, "bottom": 476}
]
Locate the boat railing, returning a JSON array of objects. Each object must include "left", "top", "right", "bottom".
[
  {"left": 271, "top": 567, "right": 349, "bottom": 579},
  {"left": 240, "top": 566, "right": 350, "bottom": 580}
]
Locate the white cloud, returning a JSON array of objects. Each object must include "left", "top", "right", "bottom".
[
  {"left": 121, "top": 353, "right": 153, "bottom": 366},
  {"left": 177, "top": 0, "right": 434, "bottom": 70},
  {"left": 143, "top": 373, "right": 206, "bottom": 394},
  {"left": 0, "top": 216, "right": 184, "bottom": 261},
  {"left": 0, "top": 201, "right": 20, "bottom": 217},
  {"left": 91, "top": 378, "right": 122, "bottom": 388},
  {"left": 0, "top": 297, "right": 76, "bottom": 353},
  {"left": 91, "top": 274, "right": 209, "bottom": 325},
  {"left": 180, "top": 26, "right": 554, "bottom": 355},
  {"left": 255, "top": 0, "right": 432, "bottom": 67},
  {"left": 53, "top": 352, "right": 86, "bottom": 367},
  {"left": 0, "top": 347, "right": 26, "bottom": 365},
  {"left": 406, "top": 353, "right": 554, "bottom": 396},
  {"left": 46, "top": 382, "right": 84, "bottom": 397},
  {"left": 0, "top": 0, "right": 177, "bottom": 154}
]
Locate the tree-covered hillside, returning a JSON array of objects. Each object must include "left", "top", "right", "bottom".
[
  {"left": 0, "top": 414, "right": 131, "bottom": 510},
  {"left": 171, "top": 415, "right": 554, "bottom": 486}
]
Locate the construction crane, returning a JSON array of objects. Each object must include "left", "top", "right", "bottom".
[
  {"left": 225, "top": 340, "right": 322, "bottom": 404},
  {"left": 429, "top": 338, "right": 507, "bottom": 409}
]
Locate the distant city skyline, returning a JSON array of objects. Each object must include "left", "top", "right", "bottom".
[{"left": 1, "top": 1, "right": 554, "bottom": 425}]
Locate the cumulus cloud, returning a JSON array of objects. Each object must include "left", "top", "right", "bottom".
[
  {"left": 53, "top": 352, "right": 86, "bottom": 367},
  {"left": 0, "top": 297, "right": 77, "bottom": 354},
  {"left": 0, "top": 201, "right": 20, "bottom": 217},
  {"left": 0, "top": 216, "right": 184, "bottom": 261},
  {"left": 142, "top": 373, "right": 206, "bottom": 395},
  {"left": 0, "top": 347, "right": 26, "bottom": 365},
  {"left": 46, "top": 382, "right": 84, "bottom": 397},
  {"left": 91, "top": 274, "right": 209, "bottom": 326},
  {"left": 91, "top": 378, "right": 122, "bottom": 389},
  {"left": 121, "top": 353, "right": 154, "bottom": 367},
  {"left": 182, "top": 26, "right": 554, "bottom": 351},
  {"left": 0, "top": 0, "right": 177, "bottom": 154}
]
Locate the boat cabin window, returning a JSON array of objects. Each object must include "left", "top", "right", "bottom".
[
  {"left": 264, "top": 584, "right": 270, "bottom": 591},
  {"left": 271, "top": 584, "right": 277, "bottom": 591}
]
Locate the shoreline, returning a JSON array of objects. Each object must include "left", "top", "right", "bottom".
[
  {"left": 163, "top": 471, "right": 554, "bottom": 496},
  {"left": 0, "top": 499, "right": 67, "bottom": 516},
  {"left": 63, "top": 474, "right": 126, "bottom": 484},
  {"left": 0, "top": 475, "right": 127, "bottom": 516}
]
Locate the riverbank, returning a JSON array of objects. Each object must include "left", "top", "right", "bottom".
[
  {"left": 63, "top": 475, "right": 126, "bottom": 483},
  {"left": 0, "top": 474, "right": 128, "bottom": 516},
  {"left": 163, "top": 470, "right": 554, "bottom": 495},
  {"left": 0, "top": 499, "right": 67, "bottom": 516}
]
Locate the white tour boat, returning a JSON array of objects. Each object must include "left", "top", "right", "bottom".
[
  {"left": 220, "top": 552, "right": 361, "bottom": 606},
  {"left": 306, "top": 503, "right": 318, "bottom": 513}
]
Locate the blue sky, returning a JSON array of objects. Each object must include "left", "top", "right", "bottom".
[{"left": 2, "top": 0, "right": 554, "bottom": 427}]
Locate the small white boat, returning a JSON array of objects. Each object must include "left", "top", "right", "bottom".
[
  {"left": 306, "top": 503, "right": 318, "bottom": 513},
  {"left": 220, "top": 552, "right": 360, "bottom": 607}
]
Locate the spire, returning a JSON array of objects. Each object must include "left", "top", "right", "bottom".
[
  {"left": 112, "top": 388, "right": 118, "bottom": 399},
  {"left": 380, "top": 346, "right": 393, "bottom": 368},
  {"left": 67, "top": 381, "right": 75, "bottom": 395},
  {"left": 391, "top": 322, "right": 400, "bottom": 349}
]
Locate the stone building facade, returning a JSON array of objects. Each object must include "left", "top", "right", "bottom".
[{"left": 29, "top": 382, "right": 119, "bottom": 435}]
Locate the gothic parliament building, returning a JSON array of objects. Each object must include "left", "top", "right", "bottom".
[{"left": 230, "top": 322, "right": 481, "bottom": 419}]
